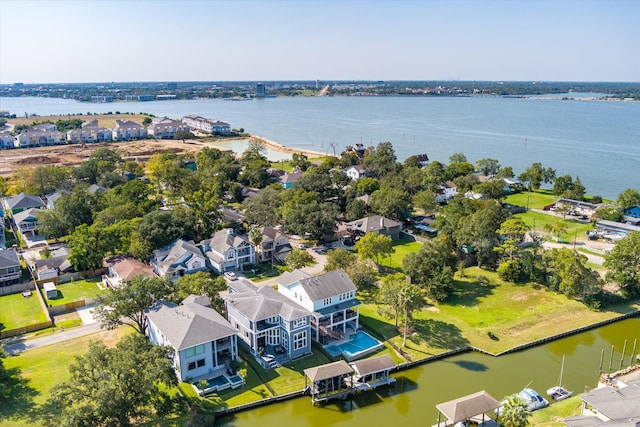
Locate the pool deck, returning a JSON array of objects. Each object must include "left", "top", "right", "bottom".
[{"left": 323, "top": 330, "right": 385, "bottom": 361}]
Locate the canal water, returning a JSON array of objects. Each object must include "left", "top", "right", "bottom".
[{"left": 216, "top": 317, "right": 640, "bottom": 426}]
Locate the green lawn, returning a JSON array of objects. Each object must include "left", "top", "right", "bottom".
[
  {"left": 0, "top": 327, "right": 131, "bottom": 426},
  {"left": 44, "top": 278, "right": 106, "bottom": 307},
  {"left": 504, "top": 189, "right": 558, "bottom": 209},
  {"left": 513, "top": 210, "right": 594, "bottom": 243},
  {"left": 360, "top": 267, "right": 640, "bottom": 359},
  {"left": 0, "top": 292, "right": 47, "bottom": 331},
  {"left": 377, "top": 237, "right": 423, "bottom": 271}
]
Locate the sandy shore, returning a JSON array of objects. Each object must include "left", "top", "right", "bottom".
[{"left": 247, "top": 135, "right": 329, "bottom": 158}]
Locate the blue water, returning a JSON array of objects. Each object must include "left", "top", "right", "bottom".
[
  {"left": 325, "top": 331, "right": 383, "bottom": 360},
  {"left": 202, "top": 375, "right": 229, "bottom": 388},
  {"left": 1, "top": 96, "right": 639, "bottom": 198}
]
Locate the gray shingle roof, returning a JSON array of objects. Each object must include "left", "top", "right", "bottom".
[
  {"left": 350, "top": 354, "right": 395, "bottom": 376},
  {"left": 152, "top": 239, "right": 203, "bottom": 274},
  {"left": 304, "top": 360, "right": 353, "bottom": 382},
  {"left": 581, "top": 383, "right": 640, "bottom": 420},
  {"left": 436, "top": 390, "right": 501, "bottom": 424},
  {"left": 5, "top": 193, "right": 45, "bottom": 210},
  {"left": 13, "top": 208, "right": 40, "bottom": 224},
  {"left": 285, "top": 269, "right": 356, "bottom": 302},
  {"left": 146, "top": 299, "right": 236, "bottom": 351},
  {"left": 346, "top": 215, "right": 401, "bottom": 234},
  {"left": 226, "top": 283, "right": 310, "bottom": 322},
  {"left": 204, "top": 228, "right": 251, "bottom": 254},
  {"left": 0, "top": 249, "right": 20, "bottom": 269}
]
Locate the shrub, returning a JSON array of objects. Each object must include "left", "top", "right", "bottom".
[{"left": 497, "top": 259, "right": 523, "bottom": 282}]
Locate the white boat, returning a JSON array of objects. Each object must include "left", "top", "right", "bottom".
[
  {"left": 546, "top": 355, "right": 573, "bottom": 401},
  {"left": 518, "top": 388, "right": 549, "bottom": 411}
]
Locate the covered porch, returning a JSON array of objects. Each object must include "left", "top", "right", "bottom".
[{"left": 435, "top": 390, "right": 500, "bottom": 427}]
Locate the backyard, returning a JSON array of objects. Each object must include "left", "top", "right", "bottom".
[
  {"left": 374, "top": 236, "right": 424, "bottom": 271},
  {"left": 0, "top": 291, "right": 47, "bottom": 332},
  {"left": 42, "top": 278, "right": 106, "bottom": 307}
]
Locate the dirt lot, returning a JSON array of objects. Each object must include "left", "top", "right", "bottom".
[{"left": 0, "top": 139, "right": 207, "bottom": 177}]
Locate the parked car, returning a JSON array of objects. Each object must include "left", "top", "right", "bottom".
[{"left": 224, "top": 271, "right": 237, "bottom": 281}]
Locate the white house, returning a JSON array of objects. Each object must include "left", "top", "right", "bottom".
[
  {"left": 13, "top": 208, "right": 41, "bottom": 238},
  {"left": 67, "top": 120, "right": 112, "bottom": 144},
  {"left": 437, "top": 181, "right": 457, "bottom": 202},
  {"left": 346, "top": 165, "right": 367, "bottom": 180},
  {"left": 146, "top": 296, "right": 239, "bottom": 383},
  {"left": 278, "top": 269, "right": 360, "bottom": 345},
  {"left": 150, "top": 239, "right": 208, "bottom": 279},
  {"left": 0, "top": 133, "right": 16, "bottom": 149},
  {"left": 147, "top": 117, "right": 190, "bottom": 139},
  {"left": 113, "top": 120, "right": 147, "bottom": 141},
  {"left": 181, "top": 115, "right": 231, "bottom": 134},
  {"left": 200, "top": 228, "right": 256, "bottom": 274},
  {"left": 17, "top": 129, "right": 66, "bottom": 147}
]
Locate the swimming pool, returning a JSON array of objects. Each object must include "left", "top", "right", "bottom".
[{"left": 324, "top": 331, "right": 384, "bottom": 361}]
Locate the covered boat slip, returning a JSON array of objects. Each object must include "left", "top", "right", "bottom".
[
  {"left": 304, "top": 355, "right": 397, "bottom": 404},
  {"left": 435, "top": 390, "right": 500, "bottom": 427}
]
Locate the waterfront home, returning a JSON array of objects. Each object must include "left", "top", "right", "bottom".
[
  {"left": 225, "top": 279, "right": 312, "bottom": 367},
  {"left": 13, "top": 208, "right": 41, "bottom": 239},
  {"left": 4, "top": 192, "right": 45, "bottom": 215},
  {"left": 624, "top": 206, "right": 640, "bottom": 219},
  {"left": 565, "top": 379, "right": 640, "bottom": 426},
  {"left": 346, "top": 215, "right": 403, "bottom": 241},
  {"left": 554, "top": 198, "right": 601, "bottom": 218},
  {"left": 415, "top": 153, "right": 430, "bottom": 167},
  {"left": 112, "top": 120, "right": 147, "bottom": 141},
  {"left": 596, "top": 219, "right": 640, "bottom": 239},
  {"left": 278, "top": 269, "right": 360, "bottom": 345},
  {"left": 181, "top": 115, "right": 231, "bottom": 134},
  {"left": 0, "top": 248, "right": 22, "bottom": 286},
  {"left": 146, "top": 295, "right": 239, "bottom": 382},
  {"left": 0, "top": 133, "right": 16, "bottom": 149},
  {"left": 150, "top": 238, "right": 208, "bottom": 280},
  {"left": 102, "top": 255, "right": 157, "bottom": 289},
  {"left": 254, "top": 226, "right": 291, "bottom": 264},
  {"left": 437, "top": 181, "right": 458, "bottom": 202},
  {"left": 200, "top": 228, "right": 256, "bottom": 274},
  {"left": 67, "top": 120, "right": 112, "bottom": 144},
  {"left": 147, "top": 117, "right": 190, "bottom": 139},
  {"left": 17, "top": 128, "right": 66, "bottom": 147}
]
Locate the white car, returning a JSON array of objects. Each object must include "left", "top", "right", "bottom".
[
  {"left": 224, "top": 271, "right": 237, "bottom": 281},
  {"left": 295, "top": 243, "right": 307, "bottom": 249}
]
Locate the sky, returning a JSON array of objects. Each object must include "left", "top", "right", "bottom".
[{"left": 1, "top": 0, "right": 639, "bottom": 84}]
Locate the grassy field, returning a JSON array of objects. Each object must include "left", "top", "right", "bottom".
[
  {"left": 375, "top": 237, "right": 424, "bottom": 271},
  {"left": 361, "top": 267, "right": 639, "bottom": 358},
  {"left": 512, "top": 210, "right": 594, "bottom": 243},
  {"left": 504, "top": 189, "right": 558, "bottom": 209},
  {"left": 0, "top": 292, "right": 47, "bottom": 331},
  {"left": 0, "top": 327, "right": 131, "bottom": 426},
  {"left": 8, "top": 113, "right": 151, "bottom": 130},
  {"left": 44, "top": 278, "right": 106, "bottom": 307}
]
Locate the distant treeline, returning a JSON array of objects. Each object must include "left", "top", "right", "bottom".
[{"left": 1, "top": 81, "right": 639, "bottom": 101}]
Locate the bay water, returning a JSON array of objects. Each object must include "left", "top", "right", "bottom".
[{"left": 1, "top": 96, "right": 638, "bottom": 199}]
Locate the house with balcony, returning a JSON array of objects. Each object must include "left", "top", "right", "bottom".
[
  {"left": 181, "top": 115, "right": 231, "bottom": 134},
  {"left": 150, "top": 238, "right": 208, "bottom": 280},
  {"left": 278, "top": 269, "right": 359, "bottom": 345},
  {"left": 225, "top": 279, "right": 312, "bottom": 367},
  {"left": 67, "top": 120, "right": 112, "bottom": 144},
  {"left": 112, "top": 120, "right": 147, "bottom": 141},
  {"left": 255, "top": 226, "right": 291, "bottom": 263},
  {"left": 4, "top": 192, "right": 45, "bottom": 215},
  {"left": 103, "top": 255, "right": 157, "bottom": 289},
  {"left": 13, "top": 208, "right": 41, "bottom": 239},
  {"left": 17, "top": 129, "right": 66, "bottom": 147},
  {"left": 146, "top": 295, "right": 239, "bottom": 383},
  {"left": 147, "top": 117, "right": 190, "bottom": 139},
  {"left": 200, "top": 228, "right": 256, "bottom": 274},
  {"left": 0, "top": 248, "right": 22, "bottom": 286},
  {"left": 0, "top": 133, "right": 16, "bottom": 149}
]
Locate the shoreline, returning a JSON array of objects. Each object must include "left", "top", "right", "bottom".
[{"left": 248, "top": 135, "right": 330, "bottom": 159}]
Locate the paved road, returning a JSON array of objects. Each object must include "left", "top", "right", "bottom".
[
  {"left": 541, "top": 241, "right": 606, "bottom": 265},
  {"left": 3, "top": 322, "right": 103, "bottom": 355}
]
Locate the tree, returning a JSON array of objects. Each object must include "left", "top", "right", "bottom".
[
  {"left": 553, "top": 175, "right": 573, "bottom": 195},
  {"left": 543, "top": 220, "right": 568, "bottom": 242},
  {"left": 51, "top": 334, "right": 177, "bottom": 427},
  {"left": 617, "top": 188, "right": 640, "bottom": 210},
  {"left": 449, "top": 152, "right": 467, "bottom": 163},
  {"left": 355, "top": 232, "right": 393, "bottom": 264},
  {"left": 344, "top": 260, "right": 377, "bottom": 291},
  {"left": 138, "top": 208, "right": 195, "bottom": 251},
  {"left": 499, "top": 394, "right": 531, "bottom": 427},
  {"left": 174, "top": 130, "right": 195, "bottom": 142},
  {"left": 362, "top": 141, "right": 399, "bottom": 178},
  {"left": 412, "top": 190, "right": 437, "bottom": 214},
  {"left": 495, "top": 166, "right": 515, "bottom": 179},
  {"left": 497, "top": 259, "right": 523, "bottom": 282},
  {"left": 475, "top": 158, "right": 501, "bottom": 176},
  {"left": 356, "top": 177, "right": 380, "bottom": 195},
  {"left": 370, "top": 186, "right": 410, "bottom": 220},
  {"left": 378, "top": 273, "right": 407, "bottom": 327},
  {"left": 474, "top": 180, "right": 506, "bottom": 200},
  {"left": 545, "top": 249, "right": 602, "bottom": 298},
  {"left": 173, "top": 271, "right": 227, "bottom": 314},
  {"left": 398, "top": 283, "right": 425, "bottom": 347},
  {"left": 402, "top": 238, "right": 456, "bottom": 301},
  {"left": 596, "top": 206, "right": 624, "bottom": 222},
  {"left": 291, "top": 153, "right": 312, "bottom": 171},
  {"left": 324, "top": 248, "right": 357, "bottom": 272},
  {"left": 345, "top": 199, "right": 368, "bottom": 221},
  {"left": 519, "top": 162, "right": 556, "bottom": 190},
  {"left": 285, "top": 248, "right": 315, "bottom": 270},
  {"left": 604, "top": 231, "right": 640, "bottom": 298},
  {"left": 67, "top": 222, "right": 111, "bottom": 273},
  {"left": 243, "top": 185, "right": 283, "bottom": 226},
  {"left": 94, "top": 275, "right": 172, "bottom": 335}
]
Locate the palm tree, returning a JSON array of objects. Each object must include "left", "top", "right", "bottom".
[
  {"left": 248, "top": 227, "right": 263, "bottom": 261},
  {"left": 499, "top": 394, "right": 531, "bottom": 427}
]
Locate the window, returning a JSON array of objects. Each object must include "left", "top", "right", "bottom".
[
  {"left": 293, "top": 331, "right": 307, "bottom": 351},
  {"left": 293, "top": 318, "right": 307, "bottom": 328},
  {"left": 187, "top": 359, "right": 206, "bottom": 371},
  {"left": 197, "top": 359, "right": 206, "bottom": 368},
  {"left": 323, "top": 297, "right": 332, "bottom": 306},
  {"left": 185, "top": 344, "right": 205, "bottom": 358}
]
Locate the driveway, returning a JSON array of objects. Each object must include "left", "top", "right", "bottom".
[{"left": 3, "top": 322, "right": 103, "bottom": 355}]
